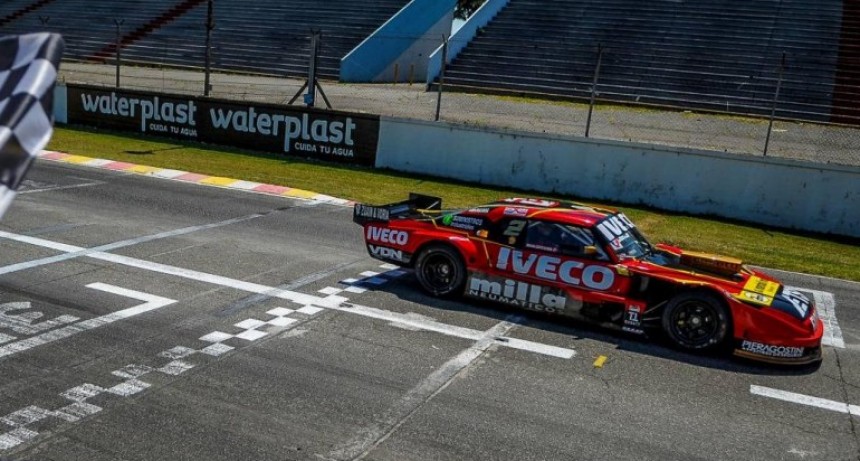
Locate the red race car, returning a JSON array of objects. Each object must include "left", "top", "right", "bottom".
[{"left": 353, "top": 194, "right": 823, "bottom": 365}]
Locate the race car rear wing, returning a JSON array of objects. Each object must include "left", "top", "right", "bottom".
[{"left": 353, "top": 193, "right": 442, "bottom": 225}]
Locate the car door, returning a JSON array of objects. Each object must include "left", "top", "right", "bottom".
[{"left": 469, "top": 218, "right": 598, "bottom": 313}]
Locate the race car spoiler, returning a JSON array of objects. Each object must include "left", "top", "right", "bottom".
[{"left": 353, "top": 193, "right": 442, "bottom": 225}]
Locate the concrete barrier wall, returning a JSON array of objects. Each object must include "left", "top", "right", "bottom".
[
  {"left": 377, "top": 118, "right": 860, "bottom": 238},
  {"left": 54, "top": 84, "right": 68, "bottom": 124}
]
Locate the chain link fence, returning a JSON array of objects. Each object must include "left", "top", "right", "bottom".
[{"left": 50, "top": 26, "right": 860, "bottom": 167}]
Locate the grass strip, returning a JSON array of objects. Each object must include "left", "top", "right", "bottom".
[{"left": 47, "top": 126, "right": 860, "bottom": 282}]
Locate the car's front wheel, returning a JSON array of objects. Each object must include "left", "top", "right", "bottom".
[
  {"left": 661, "top": 292, "right": 730, "bottom": 351},
  {"left": 414, "top": 244, "right": 466, "bottom": 297}
]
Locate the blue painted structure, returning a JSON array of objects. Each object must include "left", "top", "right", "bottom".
[
  {"left": 341, "top": 0, "right": 456, "bottom": 82},
  {"left": 426, "top": 0, "right": 510, "bottom": 85}
]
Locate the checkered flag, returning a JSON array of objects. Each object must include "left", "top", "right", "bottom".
[{"left": 0, "top": 33, "right": 64, "bottom": 219}]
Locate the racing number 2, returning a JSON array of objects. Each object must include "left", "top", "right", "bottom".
[{"left": 504, "top": 220, "right": 527, "bottom": 237}]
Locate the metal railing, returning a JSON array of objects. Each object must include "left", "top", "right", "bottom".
[{"left": 23, "top": 16, "right": 858, "bottom": 167}]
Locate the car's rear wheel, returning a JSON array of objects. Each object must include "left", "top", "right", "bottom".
[
  {"left": 661, "top": 292, "right": 730, "bottom": 351},
  {"left": 414, "top": 244, "right": 466, "bottom": 297}
]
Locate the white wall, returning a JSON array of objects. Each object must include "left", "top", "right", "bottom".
[{"left": 377, "top": 117, "right": 860, "bottom": 238}]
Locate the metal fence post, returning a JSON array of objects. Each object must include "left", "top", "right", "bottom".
[
  {"left": 203, "top": 0, "right": 214, "bottom": 96},
  {"left": 287, "top": 29, "right": 331, "bottom": 109},
  {"left": 306, "top": 29, "right": 320, "bottom": 107},
  {"left": 435, "top": 34, "right": 448, "bottom": 122},
  {"left": 114, "top": 19, "right": 124, "bottom": 88},
  {"left": 763, "top": 52, "right": 786, "bottom": 156},
  {"left": 585, "top": 44, "right": 603, "bottom": 138}
]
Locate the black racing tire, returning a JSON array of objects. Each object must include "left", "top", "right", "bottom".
[
  {"left": 661, "top": 292, "right": 731, "bottom": 351},
  {"left": 414, "top": 244, "right": 466, "bottom": 297}
]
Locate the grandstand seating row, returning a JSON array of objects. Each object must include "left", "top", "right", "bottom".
[
  {"left": 0, "top": 0, "right": 408, "bottom": 78},
  {"left": 441, "top": 0, "right": 848, "bottom": 120},
  {"left": 1, "top": 0, "right": 858, "bottom": 123}
]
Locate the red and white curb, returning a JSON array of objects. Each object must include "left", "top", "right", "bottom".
[{"left": 38, "top": 151, "right": 354, "bottom": 206}]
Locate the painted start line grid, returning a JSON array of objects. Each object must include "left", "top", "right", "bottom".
[
  {"left": 0, "top": 218, "right": 573, "bottom": 453},
  {"left": 0, "top": 216, "right": 850, "bottom": 453}
]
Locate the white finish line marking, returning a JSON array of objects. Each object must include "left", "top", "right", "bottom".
[
  {"left": 0, "top": 301, "right": 323, "bottom": 451},
  {"left": 0, "top": 283, "right": 175, "bottom": 359},
  {"left": 786, "top": 286, "right": 844, "bottom": 349},
  {"left": 750, "top": 385, "right": 860, "bottom": 416},
  {"left": 0, "top": 213, "right": 264, "bottom": 277},
  {"left": 0, "top": 231, "right": 576, "bottom": 360}
]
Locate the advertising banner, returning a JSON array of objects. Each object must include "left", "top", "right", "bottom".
[{"left": 65, "top": 84, "right": 380, "bottom": 166}]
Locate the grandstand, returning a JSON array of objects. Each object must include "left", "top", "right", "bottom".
[
  {"left": 440, "top": 0, "right": 856, "bottom": 123},
  {"left": 0, "top": 0, "right": 409, "bottom": 78},
  {"left": 1, "top": 0, "right": 859, "bottom": 123}
]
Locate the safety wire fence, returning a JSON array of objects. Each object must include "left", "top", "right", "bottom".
[{"left": 37, "top": 22, "right": 860, "bottom": 167}]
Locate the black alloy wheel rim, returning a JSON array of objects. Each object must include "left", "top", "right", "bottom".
[
  {"left": 669, "top": 299, "right": 720, "bottom": 347},
  {"left": 422, "top": 253, "right": 456, "bottom": 291}
]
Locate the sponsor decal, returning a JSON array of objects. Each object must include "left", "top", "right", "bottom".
[
  {"left": 740, "top": 276, "right": 780, "bottom": 306},
  {"left": 66, "top": 85, "right": 379, "bottom": 166},
  {"left": 596, "top": 213, "right": 636, "bottom": 241},
  {"left": 367, "top": 226, "right": 408, "bottom": 245},
  {"left": 622, "top": 304, "right": 644, "bottom": 334},
  {"left": 525, "top": 243, "right": 557, "bottom": 253},
  {"left": 77, "top": 91, "right": 198, "bottom": 134},
  {"left": 368, "top": 245, "right": 407, "bottom": 263},
  {"left": 503, "top": 198, "right": 559, "bottom": 208},
  {"left": 442, "top": 215, "right": 484, "bottom": 231},
  {"left": 778, "top": 288, "right": 811, "bottom": 318},
  {"left": 468, "top": 207, "right": 491, "bottom": 214},
  {"left": 741, "top": 340, "right": 804, "bottom": 359},
  {"left": 354, "top": 204, "right": 390, "bottom": 221},
  {"left": 741, "top": 291, "right": 771, "bottom": 305},
  {"left": 467, "top": 275, "right": 566, "bottom": 313},
  {"left": 495, "top": 248, "right": 615, "bottom": 291},
  {"left": 503, "top": 207, "right": 528, "bottom": 217},
  {"left": 209, "top": 108, "right": 356, "bottom": 156}
]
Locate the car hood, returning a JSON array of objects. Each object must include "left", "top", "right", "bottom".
[{"left": 625, "top": 248, "right": 812, "bottom": 321}]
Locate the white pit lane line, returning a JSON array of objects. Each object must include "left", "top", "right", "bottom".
[
  {"left": 750, "top": 288, "right": 848, "bottom": 417},
  {"left": 750, "top": 385, "right": 860, "bottom": 417},
  {"left": 0, "top": 231, "right": 576, "bottom": 360}
]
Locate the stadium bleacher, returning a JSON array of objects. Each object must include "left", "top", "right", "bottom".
[
  {"left": 1, "top": 0, "right": 857, "bottom": 123},
  {"left": 440, "top": 0, "right": 849, "bottom": 121},
  {"left": 0, "top": 0, "right": 409, "bottom": 79}
]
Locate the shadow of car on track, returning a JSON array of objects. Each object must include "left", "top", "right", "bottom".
[{"left": 350, "top": 272, "right": 822, "bottom": 376}]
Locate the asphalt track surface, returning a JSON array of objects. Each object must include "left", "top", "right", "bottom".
[{"left": 0, "top": 160, "right": 859, "bottom": 461}]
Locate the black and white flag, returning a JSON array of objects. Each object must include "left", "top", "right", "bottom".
[{"left": 0, "top": 33, "right": 64, "bottom": 218}]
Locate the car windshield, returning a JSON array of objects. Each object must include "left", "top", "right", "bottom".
[
  {"left": 595, "top": 213, "right": 654, "bottom": 259},
  {"left": 607, "top": 227, "right": 653, "bottom": 259}
]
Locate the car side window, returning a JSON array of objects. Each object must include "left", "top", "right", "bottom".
[
  {"left": 525, "top": 221, "right": 609, "bottom": 260},
  {"left": 525, "top": 221, "right": 565, "bottom": 253},
  {"left": 562, "top": 225, "right": 609, "bottom": 260}
]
